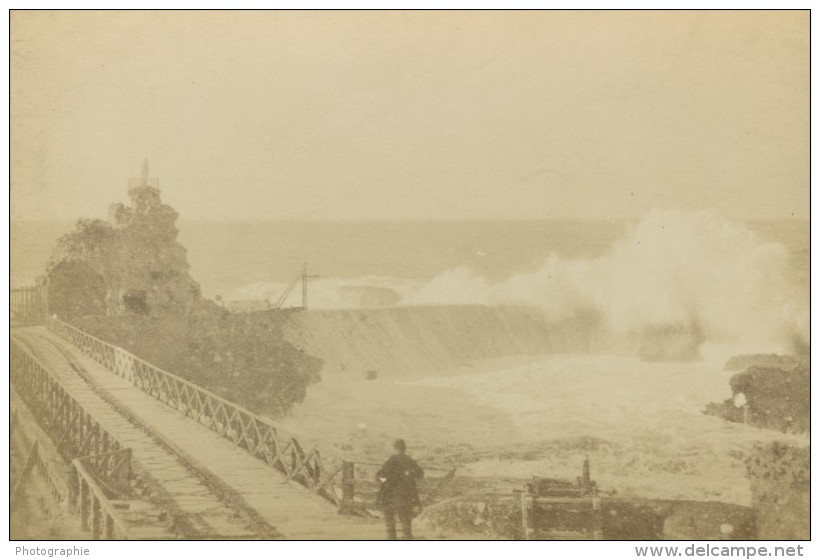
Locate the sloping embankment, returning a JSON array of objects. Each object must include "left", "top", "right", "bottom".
[{"left": 281, "top": 305, "right": 600, "bottom": 377}]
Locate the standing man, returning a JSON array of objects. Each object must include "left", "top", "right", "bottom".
[{"left": 376, "top": 439, "right": 424, "bottom": 540}]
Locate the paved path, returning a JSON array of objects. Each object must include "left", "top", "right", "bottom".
[{"left": 13, "top": 327, "right": 385, "bottom": 540}]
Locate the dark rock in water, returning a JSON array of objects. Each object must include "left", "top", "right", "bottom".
[
  {"left": 45, "top": 174, "right": 200, "bottom": 319},
  {"left": 336, "top": 285, "right": 402, "bottom": 307},
  {"left": 746, "top": 443, "right": 809, "bottom": 539},
  {"left": 706, "top": 361, "right": 809, "bottom": 434},
  {"left": 730, "top": 365, "right": 809, "bottom": 433}
]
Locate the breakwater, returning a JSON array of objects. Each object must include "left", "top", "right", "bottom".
[{"left": 280, "top": 305, "right": 602, "bottom": 378}]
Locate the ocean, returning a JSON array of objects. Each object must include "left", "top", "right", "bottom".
[
  {"left": 10, "top": 212, "right": 810, "bottom": 506},
  {"left": 13, "top": 213, "right": 809, "bottom": 355},
  {"left": 10, "top": 214, "right": 809, "bottom": 301}
]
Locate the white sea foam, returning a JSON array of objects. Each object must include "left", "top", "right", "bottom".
[
  {"left": 410, "top": 209, "right": 808, "bottom": 358},
  {"left": 282, "top": 353, "right": 808, "bottom": 504}
]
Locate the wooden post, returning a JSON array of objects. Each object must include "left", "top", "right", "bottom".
[
  {"left": 79, "top": 480, "right": 89, "bottom": 531},
  {"left": 121, "top": 448, "right": 132, "bottom": 483},
  {"left": 582, "top": 456, "right": 591, "bottom": 494},
  {"left": 340, "top": 461, "right": 355, "bottom": 513},
  {"left": 519, "top": 491, "right": 531, "bottom": 540},
  {"left": 10, "top": 441, "right": 39, "bottom": 504},
  {"left": 105, "top": 514, "right": 114, "bottom": 540},
  {"left": 68, "top": 465, "right": 78, "bottom": 510},
  {"left": 591, "top": 496, "right": 603, "bottom": 540},
  {"left": 91, "top": 496, "right": 101, "bottom": 540}
]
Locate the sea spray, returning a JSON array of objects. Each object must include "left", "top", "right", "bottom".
[{"left": 411, "top": 209, "right": 807, "bottom": 359}]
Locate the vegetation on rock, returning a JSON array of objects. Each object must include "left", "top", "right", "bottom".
[
  {"left": 45, "top": 175, "right": 319, "bottom": 416},
  {"left": 72, "top": 307, "right": 321, "bottom": 416},
  {"left": 45, "top": 183, "right": 200, "bottom": 318}
]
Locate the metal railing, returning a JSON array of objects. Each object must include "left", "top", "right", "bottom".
[
  {"left": 45, "top": 316, "right": 457, "bottom": 511},
  {"left": 10, "top": 342, "right": 136, "bottom": 538},
  {"left": 10, "top": 285, "right": 46, "bottom": 324},
  {"left": 47, "top": 316, "right": 338, "bottom": 503},
  {"left": 69, "top": 459, "right": 132, "bottom": 539},
  {"left": 11, "top": 409, "right": 70, "bottom": 509},
  {"left": 11, "top": 339, "right": 127, "bottom": 462}
]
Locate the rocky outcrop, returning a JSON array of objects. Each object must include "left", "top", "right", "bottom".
[
  {"left": 43, "top": 166, "right": 316, "bottom": 416},
  {"left": 418, "top": 494, "right": 755, "bottom": 540},
  {"left": 417, "top": 493, "right": 523, "bottom": 539},
  {"left": 46, "top": 175, "right": 200, "bottom": 318},
  {"left": 746, "top": 443, "right": 809, "bottom": 539},
  {"left": 72, "top": 306, "right": 321, "bottom": 416},
  {"left": 705, "top": 360, "right": 809, "bottom": 434},
  {"left": 730, "top": 365, "right": 809, "bottom": 433}
]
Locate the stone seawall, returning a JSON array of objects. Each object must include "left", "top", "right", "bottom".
[{"left": 280, "top": 305, "right": 602, "bottom": 378}]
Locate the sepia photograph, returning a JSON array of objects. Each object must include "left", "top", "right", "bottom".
[{"left": 8, "top": 8, "right": 810, "bottom": 546}]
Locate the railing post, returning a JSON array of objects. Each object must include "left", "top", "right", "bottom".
[
  {"left": 104, "top": 514, "right": 114, "bottom": 540},
  {"left": 68, "top": 465, "right": 78, "bottom": 510},
  {"left": 591, "top": 496, "right": 603, "bottom": 540},
  {"left": 122, "top": 448, "right": 132, "bottom": 483},
  {"left": 91, "top": 495, "right": 101, "bottom": 539},
  {"left": 43, "top": 316, "right": 378, "bottom": 510},
  {"left": 339, "top": 461, "right": 355, "bottom": 513},
  {"left": 79, "top": 480, "right": 89, "bottom": 531},
  {"left": 519, "top": 491, "right": 531, "bottom": 540}
]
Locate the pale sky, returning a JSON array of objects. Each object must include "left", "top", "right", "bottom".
[{"left": 11, "top": 10, "right": 808, "bottom": 221}]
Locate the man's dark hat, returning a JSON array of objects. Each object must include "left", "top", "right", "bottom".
[{"left": 393, "top": 439, "right": 407, "bottom": 451}]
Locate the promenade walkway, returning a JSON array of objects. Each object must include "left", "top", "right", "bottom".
[{"left": 13, "top": 327, "right": 385, "bottom": 540}]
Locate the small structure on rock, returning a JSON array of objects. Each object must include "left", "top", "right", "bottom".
[{"left": 45, "top": 160, "right": 201, "bottom": 318}]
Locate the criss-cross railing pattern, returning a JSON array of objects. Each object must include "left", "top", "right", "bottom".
[
  {"left": 11, "top": 339, "right": 126, "bottom": 463},
  {"left": 11, "top": 410, "right": 68, "bottom": 509},
  {"left": 77, "top": 448, "right": 133, "bottom": 494},
  {"left": 10, "top": 339, "right": 137, "bottom": 539},
  {"left": 46, "top": 316, "right": 340, "bottom": 504},
  {"left": 69, "top": 458, "right": 132, "bottom": 539},
  {"left": 46, "top": 318, "right": 120, "bottom": 374}
]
